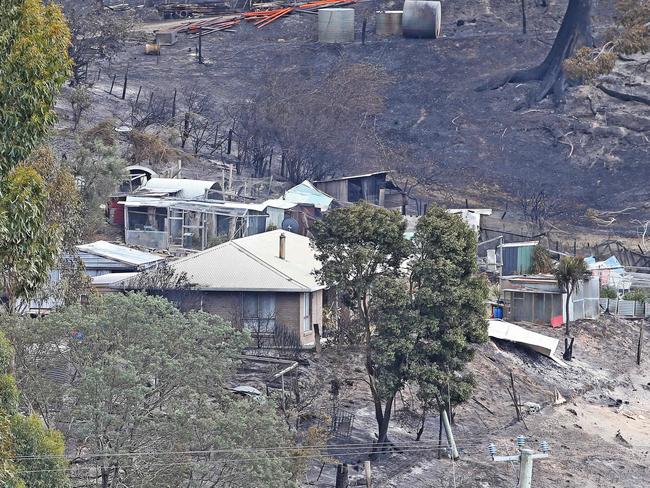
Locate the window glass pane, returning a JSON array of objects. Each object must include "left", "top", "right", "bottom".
[
  {"left": 243, "top": 293, "right": 258, "bottom": 318},
  {"left": 259, "top": 294, "right": 276, "bottom": 318},
  {"left": 303, "top": 293, "right": 312, "bottom": 331}
]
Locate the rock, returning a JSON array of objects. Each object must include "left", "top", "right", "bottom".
[
  {"left": 592, "top": 126, "right": 627, "bottom": 138},
  {"left": 524, "top": 401, "right": 541, "bottom": 413},
  {"left": 567, "top": 408, "right": 578, "bottom": 416},
  {"left": 615, "top": 430, "right": 633, "bottom": 448}
]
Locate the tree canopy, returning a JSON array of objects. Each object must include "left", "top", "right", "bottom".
[
  {"left": 0, "top": 331, "right": 69, "bottom": 488},
  {"left": 313, "top": 203, "right": 488, "bottom": 446},
  {"left": 554, "top": 255, "right": 589, "bottom": 336},
  {"left": 4, "top": 293, "right": 299, "bottom": 488},
  {"left": 0, "top": 167, "right": 60, "bottom": 314},
  {"left": 0, "top": 0, "right": 71, "bottom": 176}
]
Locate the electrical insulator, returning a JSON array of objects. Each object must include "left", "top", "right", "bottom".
[
  {"left": 516, "top": 435, "right": 526, "bottom": 448},
  {"left": 539, "top": 440, "right": 549, "bottom": 453},
  {"left": 488, "top": 443, "right": 497, "bottom": 456}
]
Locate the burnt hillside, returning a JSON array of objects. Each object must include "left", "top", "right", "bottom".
[{"left": 73, "top": 0, "right": 650, "bottom": 232}]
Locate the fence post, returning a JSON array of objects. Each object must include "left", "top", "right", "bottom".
[
  {"left": 335, "top": 464, "right": 349, "bottom": 488},
  {"left": 122, "top": 67, "right": 128, "bottom": 100},
  {"left": 109, "top": 74, "right": 117, "bottom": 95}
]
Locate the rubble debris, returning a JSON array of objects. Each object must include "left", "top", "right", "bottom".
[{"left": 615, "top": 430, "right": 633, "bottom": 447}]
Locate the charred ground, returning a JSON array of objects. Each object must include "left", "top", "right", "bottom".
[{"left": 68, "top": 0, "right": 650, "bottom": 237}]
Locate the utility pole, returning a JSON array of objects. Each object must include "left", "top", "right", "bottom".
[
  {"left": 489, "top": 436, "right": 549, "bottom": 488},
  {"left": 442, "top": 409, "right": 459, "bottom": 459}
]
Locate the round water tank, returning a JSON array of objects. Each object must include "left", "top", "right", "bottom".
[
  {"left": 375, "top": 11, "right": 403, "bottom": 36},
  {"left": 402, "top": 0, "right": 441, "bottom": 38},
  {"left": 318, "top": 8, "right": 355, "bottom": 43}
]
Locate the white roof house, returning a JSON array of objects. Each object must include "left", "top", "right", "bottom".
[{"left": 169, "top": 230, "right": 324, "bottom": 292}]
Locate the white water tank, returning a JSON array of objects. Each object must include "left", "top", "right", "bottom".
[
  {"left": 402, "top": 0, "right": 441, "bottom": 38},
  {"left": 375, "top": 10, "right": 403, "bottom": 36},
  {"left": 318, "top": 8, "right": 355, "bottom": 43}
]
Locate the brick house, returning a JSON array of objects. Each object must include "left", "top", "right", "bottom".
[{"left": 156, "top": 230, "right": 325, "bottom": 348}]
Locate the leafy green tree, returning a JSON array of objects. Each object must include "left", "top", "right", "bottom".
[
  {"left": 25, "top": 147, "right": 82, "bottom": 252},
  {"left": 66, "top": 139, "right": 126, "bottom": 236},
  {"left": 600, "top": 286, "right": 618, "bottom": 299},
  {"left": 0, "top": 0, "right": 71, "bottom": 176},
  {"left": 313, "top": 203, "right": 487, "bottom": 448},
  {"left": 623, "top": 289, "right": 648, "bottom": 302},
  {"left": 409, "top": 207, "right": 488, "bottom": 438},
  {"left": 0, "top": 167, "right": 60, "bottom": 314},
  {"left": 554, "top": 256, "right": 590, "bottom": 336},
  {"left": 5, "top": 293, "right": 298, "bottom": 488},
  {"left": 312, "top": 203, "right": 411, "bottom": 447},
  {"left": 0, "top": 331, "right": 69, "bottom": 487}
]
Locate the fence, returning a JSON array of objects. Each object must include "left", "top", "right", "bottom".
[{"left": 599, "top": 299, "right": 650, "bottom": 318}]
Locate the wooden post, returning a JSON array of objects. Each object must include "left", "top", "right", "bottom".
[
  {"left": 363, "top": 461, "right": 372, "bottom": 488},
  {"left": 335, "top": 464, "right": 349, "bottom": 488},
  {"left": 520, "top": 0, "right": 527, "bottom": 34},
  {"left": 135, "top": 86, "right": 142, "bottom": 106},
  {"left": 122, "top": 67, "right": 128, "bottom": 100},
  {"left": 314, "top": 324, "right": 321, "bottom": 354},
  {"left": 109, "top": 74, "right": 117, "bottom": 95},
  {"left": 508, "top": 371, "right": 522, "bottom": 421},
  {"left": 378, "top": 188, "right": 386, "bottom": 208},
  {"left": 227, "top": 129, "right": 233, "bottom": 154},
  {"left": 198, "top": 27, "right": 203, "bottom": 64},
  {"left": 361, "top": 17, "right": 367, "bottom": 45},
  {"left": 637, "top": 320, "right": 645, "bottom": 365},
  {"left": 172, "top": 88, "right": 177, "bottom": 119}
]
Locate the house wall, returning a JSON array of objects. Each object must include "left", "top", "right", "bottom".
[
  {"left": 315, "top": 180, "right": 348, "bottom": 203},
  {"left": 151, "top": 289, "right": 318, "bottom": 347}
]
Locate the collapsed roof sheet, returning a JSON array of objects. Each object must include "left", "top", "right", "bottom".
[
  {"left": 76, "top": 241, "right": 165, "bottom": 267},
  {"left": 488, "top": 319, "right": 559, "bottom": 358}
]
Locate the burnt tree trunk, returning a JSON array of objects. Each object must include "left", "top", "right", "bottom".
[{"left": 478, "top": 0, "right": 593, "bottom": 104}]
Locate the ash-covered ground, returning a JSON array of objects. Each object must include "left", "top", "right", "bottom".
[
  {"left": 297, "top": 316, "right": 650, "bottom": 487},
  {"left": 73, "top": 0, "right": 650, "bottom": 236}
]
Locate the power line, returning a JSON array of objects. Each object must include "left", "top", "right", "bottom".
[
  {"left": 17, "top": 445, "right": 472, "bottom": 475},
  {"left": 12, "top": 439, "right": 498, "bottom": 462}
]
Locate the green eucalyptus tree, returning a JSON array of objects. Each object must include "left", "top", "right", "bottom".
[
  {"left": 5, "top": 293, "right": 299, "bottom": 488},
  {"left": 0, "top": 0, "right": 71, "bottom": 176},
  {"left": 0, "top": 332, "right": 69, "bottom": 488},
  {"left": 313, "top": 203, "right": 488, "bottom": 448}
]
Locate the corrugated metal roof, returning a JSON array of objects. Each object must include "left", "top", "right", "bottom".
[
  {"left": 169, "top": 230, "right": 324, "bottom": 292},
  {"left": 92, "top": 272, "right": 140, "bottom": 286},
  {"left": 138, "top": 178, "right": 218, "bottom": 199},
  {"left": 500, "top": 241, "right": 539, "bottom": 248},
  {"left": 488, "top": 320, "right": 559, "bottom": 357},
  {"left": 284, "top": 180, "right": 333, "bottom": 210},
  {"left": 313, "top": 171, "right": 390, "bottom": 182},
  {"left": 76, "top": 241, "right": 165, "bottom": 267}
]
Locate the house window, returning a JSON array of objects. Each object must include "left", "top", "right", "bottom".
[
  {"left": 303, "top": 293, "right": 312, "bottom": 332},
  {"left": 243, "top": 293, "right": 276, "bottom": 333}
]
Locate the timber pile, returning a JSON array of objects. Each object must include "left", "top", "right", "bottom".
[
  {"left": 243, "top": 0, "right": 360, "bottom": 28},
  {"left": 157, "top": 0, "right": 360, "bottom": 37}
]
